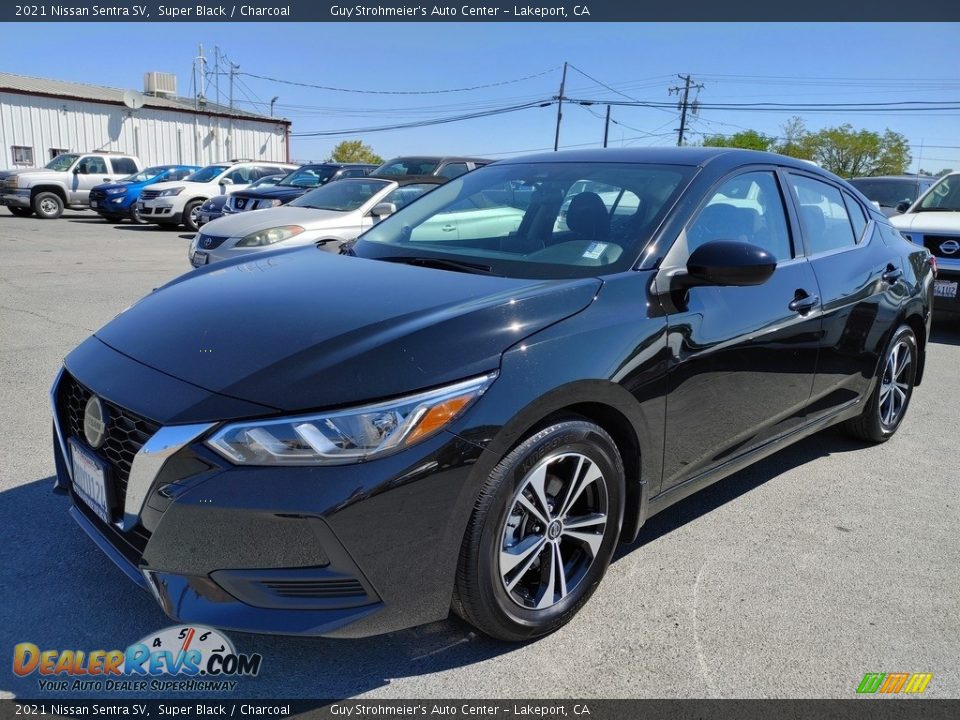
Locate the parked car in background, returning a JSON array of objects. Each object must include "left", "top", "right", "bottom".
[
  {"left": 90, "top": 165, "right": 200, "bottom": 223},
  {"left": 849, "top": 175, "right": 936, "bottom": 217},
  {"left": 372, "top": 156, "right": 491, "bottom": 179},
  {"left": 197, "top": 174, "right": 286, "bottom": 227},
  {"left": 892, "top": 171, "right": 960, "bottom": 314},
  {"left": 189, "top": 176, "right": 444, "bottom": 267},
  {"left": 138, "top": 160, "right": 298, "bottom": 231},
  {"left": 53, "top": 148, "right": 933, "bottom": 643},
  {"left": 222, "top": 163, "right": 376, "bottom": 216},
  {"left": 0, "top": 152, "right": 142, "bottom": 219}
]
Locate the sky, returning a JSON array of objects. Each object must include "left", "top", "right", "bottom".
[{"left": 0, "top": 22, "right": 957, "bottom": 172}]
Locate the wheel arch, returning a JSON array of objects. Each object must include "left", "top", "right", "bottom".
[
  {"left": 30, "top": 184, "right": 67, "bottom": 202},
  {"left": 902, "top": 311, "right": 927, "bottom": 386}
]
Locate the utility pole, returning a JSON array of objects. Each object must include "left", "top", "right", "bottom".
[
  {"left": 603, "top": 104, "right": 611, "bottom": 148},
  {"left": 214, "top": 46, "right": 220, "bottom": 106},
  {"left": 553, "top": 61, "right": 567, "bottom": 152},
  {"left": 668, "top": 74, "right": 703, "bottom": 147}
]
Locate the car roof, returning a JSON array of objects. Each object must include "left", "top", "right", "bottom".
[
  {"left": 850, "top": 175, "right": 935, "bottom": 181},
  {"left": 491, "top": 146, "right": 823, "bottom": 169},
  {"left": 366, "top": 174, "right": 448, "bottom": 186},
  {"left": 379, "top": 156, "right": 492, "bottom": 164}
]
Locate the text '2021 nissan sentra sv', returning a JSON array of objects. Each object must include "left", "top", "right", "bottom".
[{"left": 52, "top": 148, "right": 933, "bottom": 641}]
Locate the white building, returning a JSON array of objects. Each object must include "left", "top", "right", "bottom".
[{"left": 0, "top": 71, "right": 291, "bottom": 171}]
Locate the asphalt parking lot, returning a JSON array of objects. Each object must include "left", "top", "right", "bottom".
[{"left": 1, "top": 211, "right": 958, "bottom": 701}]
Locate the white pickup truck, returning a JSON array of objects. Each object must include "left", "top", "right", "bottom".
[{"left": 0, "top": 152, "right": 142, "bottom": 219}]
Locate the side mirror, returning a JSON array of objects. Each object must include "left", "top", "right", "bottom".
[
  {"left": 73, "top": 166, "right": 84, "bottom": 175},
  {"left": 680, "top": 240, "right": 776, "bottom": 288},
  {"left": 896, "top": 200, "right": 911, "bottom": 214},
  {"left": 371, "top": 202, "right": 397, "bottom": 218},
  {"left": 219, "top": 177, "right": 234, "bottom": 185}
]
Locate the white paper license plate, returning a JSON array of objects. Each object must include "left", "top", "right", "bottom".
[
  {"left": 90, "top": 200, "right": 98, "bottom": 208},
  {"left": 69, "top": 438, "right": 111, "bottom": 524},
  {"left": 934, "top": 280, "right": 958, "bottom": 299},
  {"left": 192, "top": 251, "right": 209, "bottom": 267}
]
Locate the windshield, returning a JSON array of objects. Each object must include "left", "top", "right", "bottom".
[
  {"left": 279, "top": 166, "right": 337, "bottom": 188},
  {"left": 45, "top": 154, "right": 79, "bottom": 171},
  {"left": 354, "top": 162, "right": 695, "bottom": 279},
  {"left": 374, "top": 158, "right": 441, "bottom": 176},
  {"left": 185, "top": 165, "right": 228, "bottom": 183},
  {"left": 916, "top": 175, "right": 960, "bottom": 212},
  {"left": 289, "top": 178, "right": 391, "bottom": 211},
  {"left": 126, "top": 167, "right": 167, "bottom": 183},
  {"left": 849, "top": 178, "right": 925, "bottom": 208},
  {"left": 250, "top": 175, "right": 283, "bottom": 188}
]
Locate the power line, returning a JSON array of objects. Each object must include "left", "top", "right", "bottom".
[
  {"left": 238, "top": 66, "right": 562, "bottom": 96},
  {"left": 290, "top": 99, "right": 555, "bottom": 137}
]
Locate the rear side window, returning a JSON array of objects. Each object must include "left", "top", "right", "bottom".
[
  {"left": 110, "top": 157, "right": 138, "bottom": 175},
  {"left": 169, "top": 168, "right": 194, "bottom": 181},
  {"left": 788, "top": 175, "right": 856, "bottom": 254},
  {"left": 842, "top": 191, "right": 867, "bottom": 242},
  {"left": 687, "top": 171, "right": 793, "bottom": 262}
]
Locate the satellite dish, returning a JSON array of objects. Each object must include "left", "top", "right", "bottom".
[{"left": 122, "top": 90, "right": 145, "bottom": 111}]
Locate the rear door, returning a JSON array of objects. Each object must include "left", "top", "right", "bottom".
[
  {"left": 658, "top": 168, "right": 821, "bottom": 492},
  {"left": 783, "top": 171, "right": 902, "bottom": 423}
]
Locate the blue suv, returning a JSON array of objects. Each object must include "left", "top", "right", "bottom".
[{"left": 90, "top": 165, "right": 200, "bottom": 223}]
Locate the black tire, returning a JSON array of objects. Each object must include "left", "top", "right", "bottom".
[
  {"left": 844, "top": 324, "right": 918, "bottom": 443},
  {"left": 128, "top": 204, "right": 145, "bottom": 224},
  {"left": 453, "top": 419, "right": 625, "bottom": 641},
  {"left": 8, "top": 207, "right": 33, "bottom": 217},
  {"left": 102, "top": 214, "right": 123, "bottom": 223},
  {"left": 32, "top": 192, "right": 64, "bottom": 219},
  {"left": 182, "top": 200, "right": 202, "bottom": 231}
]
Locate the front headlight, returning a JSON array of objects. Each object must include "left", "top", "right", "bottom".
[
  {"left": 106, "top": 187, "right": 127, "bottom": 195},
  {"left": 159, "top": 187, "right": 185, "bottom": 197},
  {"left": 206, "top": 373, "right": 497, "bottom": 465},
  {"left": 236, "top": 225, "right": 304, "bottom": 247}
]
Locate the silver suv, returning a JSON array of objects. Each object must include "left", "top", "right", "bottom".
[{"left": 0, "top": 152, "right": 142, "bottom": 219}]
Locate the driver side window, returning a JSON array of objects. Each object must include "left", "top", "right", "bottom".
[{"left": 686, "top": 171, "right": 793, "bottom": 262}]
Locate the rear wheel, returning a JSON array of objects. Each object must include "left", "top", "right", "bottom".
[
  {"left": 453, "top": 419, "right": 625, "bottom": 641},
  {"left": 844, "top": 324, "right": 917, "bottom": 443},
  {"left": 8, "top": 207, "right": 33, "bottom": 217},
  {"left": 32, "top": 192, "right": 64, "bottom": 219}
]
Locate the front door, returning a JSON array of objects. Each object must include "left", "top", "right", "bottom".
[
  {"left": 71, "top": 156, "right": 112, "bottom": 203},
  {"left": 656, "top": 169, "right": 821, "bottom": 493}
]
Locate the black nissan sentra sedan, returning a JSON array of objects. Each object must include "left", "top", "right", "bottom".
[{"left": 53, "top": 148, "right": 934, "bottom": 641}]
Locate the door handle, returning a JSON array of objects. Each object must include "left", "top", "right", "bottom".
[
  {"left": 789, "top": 291, "right": 820, "bottom": 314},
  {"left": 882, "top": 266, "right": 903, "bottom": 283},
  {"left": 442, "top": 224, "right": 456, "bottom": 232}
]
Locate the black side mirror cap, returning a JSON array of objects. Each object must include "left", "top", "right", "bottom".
[
  {"left": 679, "top": 240, "right": 777, "bottom": 288},
  {"left": 896, "top": 201, "right": 911, "bottom": 214}
]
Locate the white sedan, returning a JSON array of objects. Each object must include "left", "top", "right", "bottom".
[{"left": 188, "top": 177, "right": 443, "bottom": 268}]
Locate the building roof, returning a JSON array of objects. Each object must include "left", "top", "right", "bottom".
[{"left": 0, "top": 71, "right": 290, "bottom": 126}]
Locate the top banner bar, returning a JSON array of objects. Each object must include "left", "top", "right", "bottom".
[{"left": 2, "top": 0, "right": 959, "bottom": 22}]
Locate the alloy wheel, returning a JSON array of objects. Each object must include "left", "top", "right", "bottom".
[
  {"left": 499, "top": 452, "right": 608, "bottom": 610},
  {"left": 40, "top": 198, "right": 59, "bottom": 215},
  {"left": 879, "top": 339, "right": 912, "bottom": 427}
]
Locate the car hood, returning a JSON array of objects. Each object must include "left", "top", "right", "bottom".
[
  {"left": 891, "top": 211, "right": 960, "bottom": 232},
  {"left": 201, "top": 205, "right": 360, "bottom": 237},
  {"left": 94, "top": 249, "right": 602, "bottom": 412},
  {"left": 93, "top": 181, "right": 137, "bottom": 191}
]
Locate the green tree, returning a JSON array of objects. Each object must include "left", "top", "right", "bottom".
[
  {"left": 328, "top": 140, "right": 383, "bottom": 165},
  {"left": 773, "top": 116, "right": 816, "bottom": 160},
  {"left": 805, "top": 125, "right": 911, "bottom": 178},
  {"left": 701, "top": 129, "right": 775, "bottom": 152}
]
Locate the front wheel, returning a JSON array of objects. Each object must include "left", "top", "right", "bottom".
[
  {"left": 32, "top": 192, "right": 64, "bottom": 219},
  {"left": 128, "top": 204, "right": 145, "bottom": 224},
  {"left": 453, "top": 419, "right": 625, "bottom": 641},
  {"left": 183, "top": 200, "right": 202, "bottom": 232},
  {"left": 844, "top": 324, "right": 918, "bottom": 443}
]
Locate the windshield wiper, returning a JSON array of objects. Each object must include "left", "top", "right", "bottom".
[{"left": 379, "top": 256, "right": 493, "bottom": 274}]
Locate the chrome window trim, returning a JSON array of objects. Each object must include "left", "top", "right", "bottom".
[{"left": 50, "top": 366, "right": 72, "bottom": 485}]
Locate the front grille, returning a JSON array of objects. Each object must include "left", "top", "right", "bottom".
[
  {"left": 140, "top": 190, "right": 161, "bottom": 201},
  {"left": 89, "top": 189, "right": 106, "bottom": 201},
  {"left": 261, "top": 578, "right": 367, "bottom": 600},
  {"left": 197, "top": 233, "right": 229, "bottom": 250},
  {"left": 923, "top": 235, "right": 960, "bottom": 260},
  {"left": 57, "top": 372, "right": 160, "bottom": 514}
]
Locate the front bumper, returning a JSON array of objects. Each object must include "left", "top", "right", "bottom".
[
  {"left": 52, "top": 349, "right": 487, "bottom": 637},
  {"left": 139, "top": 199, "right": 182, "bottom": 223},
  {"left": 0, "top": 189, "right": 31, "bottom": 208},
  {"left": 90, "top": 194, "right": 132, "bottom": 214}
]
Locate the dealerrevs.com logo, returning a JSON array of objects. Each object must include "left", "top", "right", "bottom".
[{"left": 13, "top": 625, "right": 262, "bottom": 692}]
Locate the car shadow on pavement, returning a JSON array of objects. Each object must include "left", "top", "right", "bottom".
[
  {"left": 618, "top": 427, "right": 867, "bottom": 558},
  {"left": 930, "top": 317, "right": 960, "bottom": 346},
  {"left": 0, "top": 478, "right": 507, "bottom": 701}
]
